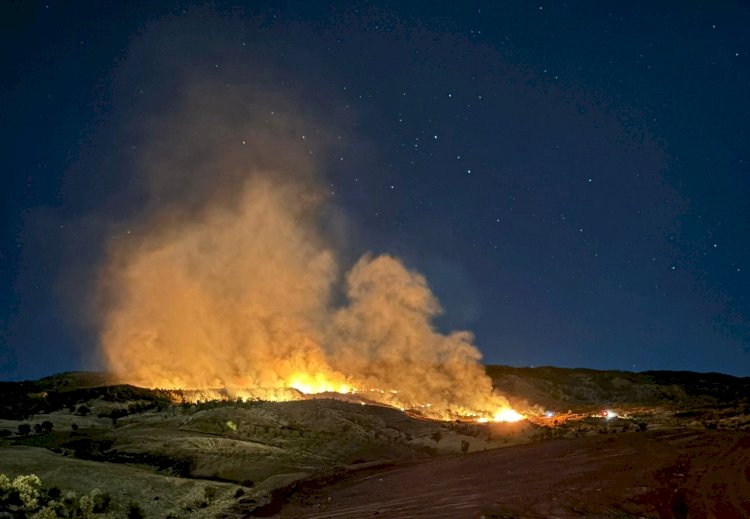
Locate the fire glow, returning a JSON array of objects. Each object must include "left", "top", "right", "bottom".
[
  {"left": 97, "top": 78, "right": 522, "bottom": 425},
  {"left": 167, "top": 371, "right": 523, "bottom": 423},
  {"left": 287, "top": 373, "right": 352, "bottom": 396}
]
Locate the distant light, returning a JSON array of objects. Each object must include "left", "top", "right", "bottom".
[{"left": 545, "top": 411, "right": 555, "bottom": 418}]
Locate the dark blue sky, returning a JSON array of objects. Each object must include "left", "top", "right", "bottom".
[{"left": 2, "top": 1, "right": 749, "bottom": 379}]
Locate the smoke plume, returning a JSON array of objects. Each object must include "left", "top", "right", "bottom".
[{"left": 97, "top": 28, "right": 510, "bottom": 419}]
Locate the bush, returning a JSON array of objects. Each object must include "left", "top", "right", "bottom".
[
  {"left": 18, "top": 423, "right": 31, "bottom": 436},
  {"left": 32, "top": 506, "right": 58, "bottom": 519},
  {"left": 79, "top": 493, "right": 95, "bottom": 517},
  {"left": 12, "top": 473, "right": 42, "bottom": 510},
  {"left": 41, "top": 421, "right": 54, "bottom": 433},
  {"left": 76, "top": 405, "right": 90, "bottom": 417},
  {"left": 47, "top": 487, "right": 61, "bottom": 500},
  {"left": 127, "top": 502, "right": 145, "bottom": 519},
  {"left": 93, "top": 490, "right": 112, "bottom": 513}
]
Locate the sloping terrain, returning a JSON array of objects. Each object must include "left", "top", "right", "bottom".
[
  {"left": 487, "top": 365, "right": 750, "bottom": 410},
  {"left": 278, "top": 428, "right": 750, "bottom": 518},
  {"left": 0, "top": 373, "right": 534, "bottom": 516},
  {"left": 1, "top": 367, "right": 749, "bottom": 517},
  {"left": 0, "top": 446, "right": 244, "bottom": 518}
]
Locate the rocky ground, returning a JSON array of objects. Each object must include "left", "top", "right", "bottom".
[{"left": 1, "top": 367, "right": 748, "bottom": 517}]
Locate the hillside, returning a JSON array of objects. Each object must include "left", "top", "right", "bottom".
[{"left": 1, "top": 366, "right": 748, "bottom": 517}]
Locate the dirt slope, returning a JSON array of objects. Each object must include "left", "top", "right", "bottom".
[{"left": 277, "top": 428, "right": 750, "bottom": 519}]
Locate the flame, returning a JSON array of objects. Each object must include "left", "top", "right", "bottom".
[
  {"left": 475, "top": 407, "right": 524, "bottom": 423},
  {"left": 493, "top": 408, "right": 524, "bottom": 422},
  {"left": 287, "top": 373, "right": 352, "bottom": 395},
  {"left": 157, "top": 375, "right": 524, "bottom": 424}
]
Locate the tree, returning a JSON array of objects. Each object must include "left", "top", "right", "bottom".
[
  {"left": 41, "top": 421, "right": 54, "bottom": 433},
  {"left": 76, "top": 405, "right": 90, "bottom": 417},
  {"left": 430, "top": 430, "right": 443, "bottom": 444},
  {"left": 18, "top": 423, "right": 31, "bottom": 436}
]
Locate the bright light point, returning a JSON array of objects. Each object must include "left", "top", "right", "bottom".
[
  {"left": 476, "top": 417, "right": 490, "bottom": 423},
  {"left": 545, "top": 411, "right": 555, "bottom": 418},
  {"left": 605, "top": 410, "right": 617, "bottom": 420},
  {"left": 493, "top": 408, "right": 524, "bottom": 422}
]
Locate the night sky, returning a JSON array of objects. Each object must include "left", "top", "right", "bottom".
[{"left": 2, "top": 1, "right": 749, "bottom": 380}]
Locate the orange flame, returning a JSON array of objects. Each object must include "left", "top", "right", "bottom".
[{"left": 287, "top": 373, "right": 352, "bottom": 395}]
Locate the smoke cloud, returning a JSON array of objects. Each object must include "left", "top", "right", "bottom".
[{"left": 97, "top": 15, "right": 511, "bottom": 419}]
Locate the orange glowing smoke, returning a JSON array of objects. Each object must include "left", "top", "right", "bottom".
[{"left": 96, "top": 77, "right": 521, "bottom": 423}]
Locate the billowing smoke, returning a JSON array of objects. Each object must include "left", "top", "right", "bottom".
[
  {"left": 97, "top": 20, "right": 511, "bottom": 420},
  {"left": 327, "top": 255, "right": 502, "bottom": 415}
]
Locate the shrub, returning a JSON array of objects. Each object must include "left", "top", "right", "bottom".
[
  {"left": 127, "top": 502, "right": 145, "bottom": 518},
  {"left": 12, "top": 473, "right": 42, "bottom": 510},
  {"left": 31, "top": 506, "right": 58, "bottom": 519},
  {"left": 18, "top": 423, "right": 31, "bottom": 436},
  {"left": 79, "top": 493, "right": 95, "bottom": 518},
  {"left": 76, "top": 405, "right": 90, "bottom": 417},
  {"left": 47, "top": 487, "right": 61, "bottom": 500},
  {"left": 93, "top": 490, "right": 112, "bottom": 513},
  {"left": 41, "top": 421, "right": 54, "bottom": 433}
]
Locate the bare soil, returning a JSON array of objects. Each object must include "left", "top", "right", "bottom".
[{"left": 276, "top": 428, "right": 750, "bottom": 519}]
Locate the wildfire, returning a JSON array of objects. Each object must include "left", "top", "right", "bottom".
[
  {"left": 492, "top": 408, "right": 524, "bottom": 422},
  {"left": 158, "top": 371, "right": 524, "bottom": 424},
  {"left": 475, "top": 407, "right": 525, "bottom": 423},
  {"left": 287, "top": 373, "right": 352, "bottom": 395}
]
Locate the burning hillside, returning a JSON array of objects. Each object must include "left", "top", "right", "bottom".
[{"left": 96, "top": 79, "right": 522, "bottom": 424}]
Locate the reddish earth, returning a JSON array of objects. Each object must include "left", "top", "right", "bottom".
[{"left": 274, "top": 428, "right": 750, "bottom": 518}]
